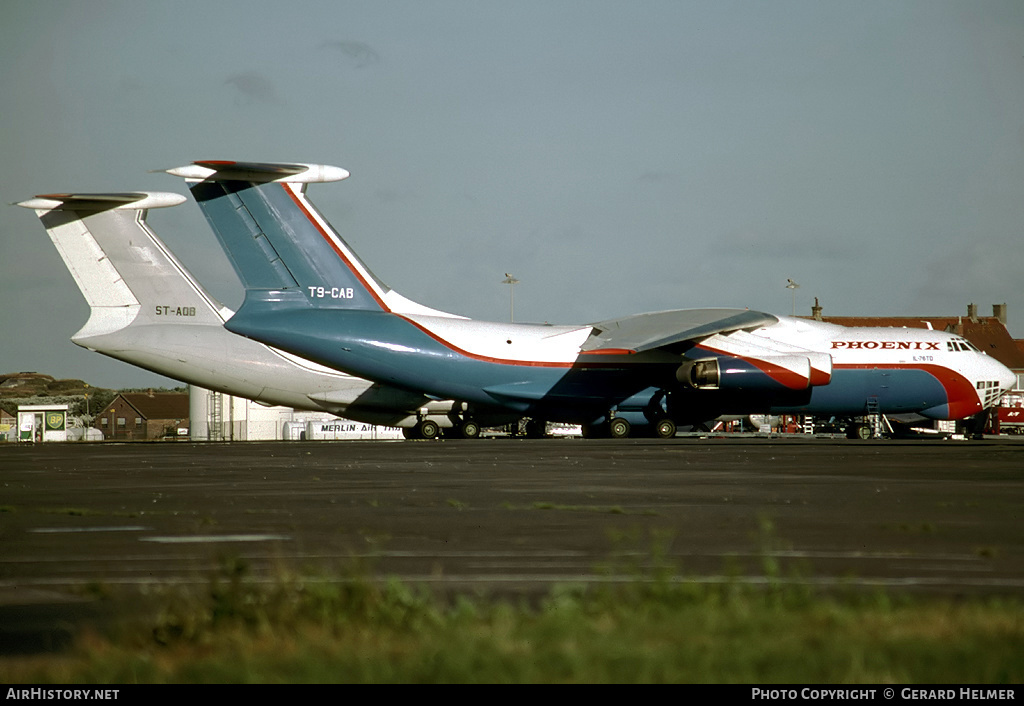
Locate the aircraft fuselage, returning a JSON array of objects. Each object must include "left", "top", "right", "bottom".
[{"left": 226, "top": 296, "right": 1013, "bottom": 427}]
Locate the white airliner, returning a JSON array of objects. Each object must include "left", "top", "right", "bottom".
[
  {"left": 17, "top": 191, "right": 512, "bottom": 437},
  {"left": 164, "top": 160, "right": 1017, "bottom": 438}
]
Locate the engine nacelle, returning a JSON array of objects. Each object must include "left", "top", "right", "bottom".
[
  {"left": 677, "top": 359, "right": 722, "bottom": 389},
  {"left": 677, "top": 353, "right": 832, "bottom": 391}
]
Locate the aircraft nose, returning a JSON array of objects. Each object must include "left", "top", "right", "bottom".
[
  {"left": 986, "top": 356, "right": 1018, "bottom": 404},
  {"left": 999, "top": 365, "right": 1017, "bottom": 396}
]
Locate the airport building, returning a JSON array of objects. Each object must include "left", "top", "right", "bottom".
[
  {"left": 10, "top": 386, "right": 400, "bottom": 442},
  {"left": 189, "top": 387, "right": 313, "bottom": 441},
  {"left": 189, "top": 387, "right": 403, "bottom": 441},
  {"left": 16, "top": 404, "right": 70, "bottom": 443}
]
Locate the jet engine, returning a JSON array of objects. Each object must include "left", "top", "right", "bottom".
[{"left": 677, "top": 353, "right": 832, "bottom": 391}]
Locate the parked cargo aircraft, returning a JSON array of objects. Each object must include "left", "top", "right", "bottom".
[
  {"left": 164, "top": 160, "right": 1017, "bottom": 438},
  {"left": 17, "top": 191, "right": 511, "bottom": 437}
]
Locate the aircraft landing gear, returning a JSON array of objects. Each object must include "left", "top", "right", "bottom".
[
  {"left": 653, "top": 418, "right": 676, "bottom": 439},
  {"left": 608, "top": 417, "right": 631, "bottom": 439},
  {"left": 406, "top": 418, "right": 480, "bottom": 440},
  {"left": 415, "top": 419, "right": 441, "bottom": 440},
  {"left": 454, "top": 419, "right": 480, "bottom": 439}
]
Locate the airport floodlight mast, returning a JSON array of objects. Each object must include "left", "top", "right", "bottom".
[
  {"left": 786, "top": 278, "right": 800, "bottom": 316},
  {"left": 502, "top": 273, "right": 519, "bottom": 322}
]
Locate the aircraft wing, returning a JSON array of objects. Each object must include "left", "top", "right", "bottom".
[
  {"left": 581, "top": 308, "right": 778, "bottom": 354},
  {"left": 583, "top": 308, "right": 833, "bottom": 390}
]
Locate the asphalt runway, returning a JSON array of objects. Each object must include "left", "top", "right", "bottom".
[{"left": 2, "top": 436, "right": 1023, "bottom": 653}]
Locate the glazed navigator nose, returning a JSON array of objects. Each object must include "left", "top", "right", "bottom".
[
  {"left": 999, "top": 364, "right": 1017, "bottom": 398},
  {"left": 982, "top": 356, "right": 1018, "bottom": 408}
]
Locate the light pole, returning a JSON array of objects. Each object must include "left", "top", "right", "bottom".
[
  {"left": 502, "top": 273, "right": 519, "bottom": 322},
  {"left": 786, "top": 278, "right": 800, "bottom": 316}
]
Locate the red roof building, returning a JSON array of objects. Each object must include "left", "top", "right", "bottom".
[{"left": 93, "top": 391, "right": 190, "bottom": 441}]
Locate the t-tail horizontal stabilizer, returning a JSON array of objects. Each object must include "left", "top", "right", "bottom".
[
  {"left": 18, "top": 192, "right": 186, "bottom": 212},
  {"left": 165, "top": 161, "right": 349, "bottom": 184}
]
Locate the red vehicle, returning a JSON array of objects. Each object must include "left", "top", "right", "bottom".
[{"left": 997, "top": 406, "right": 1024, "bottom": 434}]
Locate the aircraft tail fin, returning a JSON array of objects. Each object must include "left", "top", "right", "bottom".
[
  {"left": 16, "top": 191, "right": 228, "bottom": 345},
  {"left": 165, "top": 161, "right": 396, "bottom": 314}
]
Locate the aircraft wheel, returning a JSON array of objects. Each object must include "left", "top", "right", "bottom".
[
  {"left": 417, "top": 419, "right": 441, "bottom": 440},
  {"left": 654, "top": 418, "right": 676, "bottom": 439},
  {"left": 609, "top": 418, "right": 631, "bottom": 439},
  {"left": 846, "top": 423, "right": 871, "bottom": 440},
  {"left": 402, "top": 427, "right": 419, "bottom": 440},
  {"left": 458, "top": 420, "right": 481, "bottom": 439}
]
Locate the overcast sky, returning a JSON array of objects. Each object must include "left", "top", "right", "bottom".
[{"left": 2, "top": 0, "right": 1022, "bottom": 390}]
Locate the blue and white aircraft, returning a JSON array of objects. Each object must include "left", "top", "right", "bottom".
[{"left": 166, "top": 160, "right": 1017, "bottom": 439}]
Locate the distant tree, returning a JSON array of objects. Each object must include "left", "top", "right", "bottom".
[
  {"left": 75, "top": 389, "right": 117, "bottom": 418},
  {"left": 118, "top": 386, "right": 187, "bottom": 394}
]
